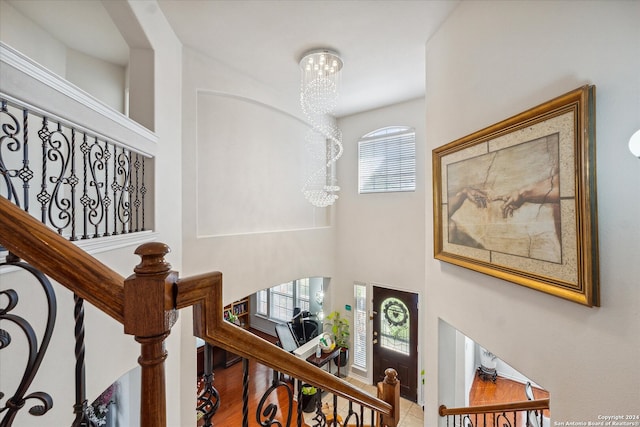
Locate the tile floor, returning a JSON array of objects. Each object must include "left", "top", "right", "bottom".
[{"left": 301, "top": 376, "right": 424, "bottom": 427}]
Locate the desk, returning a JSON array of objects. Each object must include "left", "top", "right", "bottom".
[{"left": 306, "top": 347, "right": 341, "bottom": 378}]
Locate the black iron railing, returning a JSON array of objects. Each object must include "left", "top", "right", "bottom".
[
  {"left": 0, "top": 96, "right": 152, "bottom": 242},
  {"left": 197, "top": 343, "right": 385, "bottom": 427},
  {"left": 439, "top": 399, "right": 550, "bottom": 427}
]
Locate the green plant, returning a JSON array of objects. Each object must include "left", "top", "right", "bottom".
[
  {"left": 225, "top": 310, "right": 238, "bottom": 324},
  {"left": 301, "top": 385, "right": 317, "bottom": 395},
  {"left": 325, "top": 310, "right": 350, "bottom": 349}
]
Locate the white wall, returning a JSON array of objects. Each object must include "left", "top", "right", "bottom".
[
  {"left": 123, "top": 2, "right": 185, "bottom": 426},
  {"left": 425, "top": 1, "right": 640, "bottom": 425},
  {"left": 335, "top": 98, "right": 426, "bottom": 387},
  {"left": 0, "top": 0, "right": 126, "bottom": 114},
  {"left": 0, "top": 0, "right": 186, "bottom": 425},
  {"left": 66, "top": 47, "right": 126, "bottom": 112},
  {"left": 181, "top": 47, "right": 337, "bottom": 305},
  {"left": 0, "top": 0, "right": 66, "bottom": 76}
]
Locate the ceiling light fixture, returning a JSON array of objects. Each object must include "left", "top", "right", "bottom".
[{"left": 299, "top": 48, "right": 344, "bottom": 207}]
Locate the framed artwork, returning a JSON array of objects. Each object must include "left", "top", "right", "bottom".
[{"left": 432, "top": 85, "right": 599, "bottom": 306}]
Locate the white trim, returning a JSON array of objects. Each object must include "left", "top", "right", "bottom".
[
  {"left": 0, "top": 42, "right": 156, "bottom": 146},
  {"left": 0, "top": 42, "right": 158, "bottom": 157},
  {"left": 74, "top": 230, "right": 158, "bottom": 255},
  {"left": 1, "top": 231, "right": 158, "bottom": 271}
]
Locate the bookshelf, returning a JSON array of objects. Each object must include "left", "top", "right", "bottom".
[
  {"left": 222, "top": 297, "right": 250, "bottom": 366},
  {"left": 196, "top": 297, "right": 251, "bottom": 372},
  {"left": 224, "top": 297, "right": 250, "bottom": 329}
]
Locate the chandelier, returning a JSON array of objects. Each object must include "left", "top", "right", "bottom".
[{"left": 299, "top": 49, "right": 344, "bottom": 207}]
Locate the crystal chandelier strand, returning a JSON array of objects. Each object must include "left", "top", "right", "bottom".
[{"left": 299, "top": 49, "right": 344, "bottom": 207}]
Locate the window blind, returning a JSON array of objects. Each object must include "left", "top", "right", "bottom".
[
  {"left": 353, "top": 283, "right": 367, "bottom": 370},
  {"left": 358, "top": 127, "right": 416, "bottom": 194}
]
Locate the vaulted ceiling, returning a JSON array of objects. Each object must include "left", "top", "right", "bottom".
[{"left": 7, "top": 0, "right": 459, "bottom": 117}]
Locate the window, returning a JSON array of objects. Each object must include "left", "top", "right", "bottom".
[
  {"left": 256, "top": 279, "right": 312, "bottom": 322},
  {"left": 358, "top": 126, "right": 416, "bottom": 193},
  {"left": 353, "top": 283, "right": 367, "bottom": 370},
  {"left": 270, "top": 282, "right": 294, "bottom": 322},
  {"left": 256, "top": 289, "right": 268, "bottom": 315},
  {"left": 380, "top": 297, "right": 410, "bottom": 355}
]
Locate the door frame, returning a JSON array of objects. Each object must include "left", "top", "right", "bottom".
[{"left": 355, "top": 282, "right": 423, "bottom": 405}]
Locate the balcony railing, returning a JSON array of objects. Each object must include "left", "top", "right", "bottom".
[
  {"left": 1, "top": 95, "right": 152, "bottom": 242},
  {"left": 439, "top": 398, "right": 550, "bottom": 427}
]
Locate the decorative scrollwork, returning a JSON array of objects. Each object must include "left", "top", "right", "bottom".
[
  {"left": 0, "top": 254, "right": 56, "bottom": 425},
  {"left": 196, "top": 374, "right": 220, "bottom": 427},
  {"left": 383, "top": 299, "right": 408, "bottom": 328},
  {"left": 496, "top": 412, "right": 514, "bottom": 427},
  {"left": 311, "top": 391, "right": 327, "bottom": 427},
  {"left": 342, "top": 401, "right": 360, "bottom": 427},
  {"left": 256, "top": 379, "right": 293, "bottom": 427},
  {"left": 0, "top": 100, "right": 24, "bottom": 207},
  {"left": 115, "top": 149, "right": 131, "bottom": 234}
]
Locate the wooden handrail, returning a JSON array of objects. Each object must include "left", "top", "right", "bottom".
[
  {"left": 439, "top": 398, "right": 550, "bottom": 416},
  {"left": 176, "top": 273, "right": 395, "bottom": 418},
  {"left": 1, "top": 194, "right": 396, "bottom": 423},
  {"left": 0, "top": 196, "right": 125, "bottom": 322}
]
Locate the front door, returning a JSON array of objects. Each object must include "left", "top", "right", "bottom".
[{"left": 372, "top": 286, "right": 419, "bottom": 402}]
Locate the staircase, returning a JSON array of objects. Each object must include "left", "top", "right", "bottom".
[{"left": 0, "top": 196, "right": 400, "bottom": 426}]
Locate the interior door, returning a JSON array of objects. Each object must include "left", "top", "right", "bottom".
[{"left": 372, "top": 286, "right": 419, "bottom": 402}]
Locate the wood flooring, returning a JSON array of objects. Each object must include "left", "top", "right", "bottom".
[
  {"left": 198, "top": 330, "right": 549, "bottom": 426},
  {"left": 469, "top": 374, "right": 549, "bottom": 406}
]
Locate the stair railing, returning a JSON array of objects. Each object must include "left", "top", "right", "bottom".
[
  {"left": 439, "top": 398, "right": 550, "bottom": 427},
  {"left": 0, "top": 195, "right": 399, "bottom": 426}
]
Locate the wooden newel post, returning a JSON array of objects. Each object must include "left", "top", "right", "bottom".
[
  {"left": 378, "top": 368, "right": 400, "bottom": 427},
  {"left": 124, "top": 242, "right": 179, "bottom": 427}
]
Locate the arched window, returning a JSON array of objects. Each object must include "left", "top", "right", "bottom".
[{"left": 358, "top": 126, "right": 416, "bottom": 193}]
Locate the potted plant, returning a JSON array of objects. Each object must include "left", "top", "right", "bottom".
[
  {"left": 300, "top": 384, "right": 318, "bottom": 413},
  {"left": 225, "top": 310, "right": 238, "bottom": 325},
  {"left": 325, "top": 310, "right": 349, "bottom": 368}
]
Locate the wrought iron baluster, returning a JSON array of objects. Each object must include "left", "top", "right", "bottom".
[
  {"left": 255, "top": 366, "right": 293, "bottom": 427},
  {"left": 103, "top": 140, "right": 112, "bottom": 237},
  {"left": 343, "top": 401, "right": 360, "bottom": 427},
  {"left": 20, "top": 108, "right": 30, "bottom": 213},
  {"left": 332, "top": 394, "right": 338, "bottom": 427},
  {"left": 134, "top": 153, "right": 140, "bottom": 232},
  {"left": 296, "top": 379, "right": 303, "bottom": 427},
  {"left": 126, "top": 150, "right": 133, "bottom": 233},
  {"left": 114, "top": 148, "right": 131, "bottom": 234},
  {"left": 243, "top": 358, "right": 249, "bottom": 427},
  {"left": 196, "top": 343, "right": 220, "bottom": 427},
  {"left": 80, "top": 133, "right": 89, "bottom": 239},
  {"left": 496, "top": 411, "right": 513, "bottom": 427},
  {"left": 69, "top": 128, "right": 78, "bottom": 240},
  {"left": 0, "top": 100, "right": 22, "bottom": 207},
  {"left": 37, "top": 117, "right": 50, "bottom": 225},
  {"left": 44, "top": 121, "right": 73, "bottom": 235},
  {"left": 311, "top": 388, "right": 327, "bottom": 427},
  {"left": 463, "top": 414, "right": 473, "bottom": 427},
  {"left": 140, "top": 156, "right": 146, "bottom": 231},
  {"left": 70, "top": 294, "right": 92, "bottom": 426},
  {"left": 0, "top": 253, "right": 55, "bottom": 425},
  {"left": 111, "top": 144, "right": 118, "bottom": 235},
  {"left": 87, "top": 137, "right": 106, "bottom": 239}
]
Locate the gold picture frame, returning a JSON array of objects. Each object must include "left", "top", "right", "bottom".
[{"left": 433, "top": 86, "right": 599, "bottom": 306}]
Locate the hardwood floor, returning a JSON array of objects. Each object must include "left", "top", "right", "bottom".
[
  {"left": 198, "top": 329, "right": 292, "bottom": 426},
  {"left": 468, "top": 373, "right": 550, "bottom": 426},
  {"left": 197, "top": 330, "right": 546, "bottom": 426},
  {"left": 202, "top": 358, "right": 294, "bottom": 426},
  {"left": 469, "top": 374, "right": 549, "bottom": 406}
]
